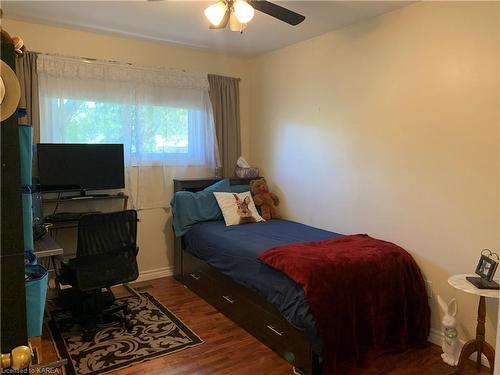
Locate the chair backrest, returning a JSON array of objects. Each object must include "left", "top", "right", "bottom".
[{"left": 75, "top": 210, "right": 139, "bottom": 291}]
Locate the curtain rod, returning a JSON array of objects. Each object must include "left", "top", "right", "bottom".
[
  {"left": 208, "top": 73, "right": 241, "bottom": 82},
  {"left": 32, "top": 51, "right": 241, "bottom": 81}
]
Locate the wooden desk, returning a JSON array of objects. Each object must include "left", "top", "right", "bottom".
[
  {"left": 43, "top": 194, "right": 128, "bottom": 234},
  {"left": 34, "top": 235, "right": 63, "bottom": 299},
  {"left": 34, "top": 235, "right": 63, "bottom": 259},
  {"left": 43, "top": 194, "right": 128, "bottom": 207}
]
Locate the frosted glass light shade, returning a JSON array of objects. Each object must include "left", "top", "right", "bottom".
[
  {"left": 233, "top": 0, "right": 254, "bottom": 24},
  {"left": 205, "top": 1, "right": 228, "bottom": 26},
  {"left": 229, "top": 12, "right": 247, "bottom": 32}
]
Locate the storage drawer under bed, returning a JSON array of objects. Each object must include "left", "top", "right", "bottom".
[{"left": 182, "top": 251, "right": 314, "bottom": 373}]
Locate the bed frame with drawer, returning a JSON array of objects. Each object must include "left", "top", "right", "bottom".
[{"left": 173, "top": 177, "right": 321, "bottom": 375}]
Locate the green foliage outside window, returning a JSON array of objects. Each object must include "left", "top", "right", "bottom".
[{"left": 57, "top": 98, "right": 189, "bottom": 154}]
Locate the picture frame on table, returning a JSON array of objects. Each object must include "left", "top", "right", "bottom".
[
  {"left": 466, "top": 249, "right": 499, "bottom": 290},
  {"left": 475, "top": 254, "right": 498, "bottom": 282}
]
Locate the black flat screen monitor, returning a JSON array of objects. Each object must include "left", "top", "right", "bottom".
[{"left": 37, "top": 143, "right": 125, "bottom": 193}]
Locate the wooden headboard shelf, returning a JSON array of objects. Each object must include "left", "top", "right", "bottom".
[{"left": 173, "top": 177, "right": 260, "bottom": 194}]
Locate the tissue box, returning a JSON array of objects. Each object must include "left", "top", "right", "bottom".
[{"left": 235, "top": 166, "right": 260, "bottom": 178}]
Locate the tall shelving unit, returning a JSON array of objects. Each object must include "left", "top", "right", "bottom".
[{"left": 0, "top": 31, "right": 28, "bottom": 353}]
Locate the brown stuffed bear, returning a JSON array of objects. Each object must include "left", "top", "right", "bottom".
[{"left": 250, "top": 178, "right": 279, "bottom": 220}]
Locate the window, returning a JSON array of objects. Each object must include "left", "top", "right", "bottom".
[
  {"left": 38, "top": 54, "right": 219, "bottom": 208},
  {"left": 47, "top": 98, "right": 197, "bottom": 162}
]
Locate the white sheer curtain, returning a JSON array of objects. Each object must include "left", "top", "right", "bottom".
[{"left": 37, "top": 54, "right": 219, "bottom": 209}]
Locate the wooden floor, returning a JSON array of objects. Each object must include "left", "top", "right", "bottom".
[{"left": 40, "top": 276, "right": 491, "bottom": 375}]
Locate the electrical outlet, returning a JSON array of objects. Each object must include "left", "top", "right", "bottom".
[{"left": 425, "top": 280, "right": 433, "bottom": 299}]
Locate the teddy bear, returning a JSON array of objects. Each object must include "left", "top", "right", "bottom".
[{"left": 250, "top": 178, "right": 279, "bottom": 220}]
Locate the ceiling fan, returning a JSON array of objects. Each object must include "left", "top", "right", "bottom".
[{"left": 204, "top": 0, "right": 305, "bottom": 32}]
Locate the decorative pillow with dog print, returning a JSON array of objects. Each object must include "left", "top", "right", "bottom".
[{"left": 213, "top": 191, "right": 265, "bottom": 226}]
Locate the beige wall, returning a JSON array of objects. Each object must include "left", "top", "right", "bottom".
[
  {"left": 6, "top": 1, "right": 500, "bottom": 348},
  {"left": 249, "top": 1, "right": 500, "bottom": 346},
  {"left": 3, "top": 18, "right": 252, "bottom": 276}
]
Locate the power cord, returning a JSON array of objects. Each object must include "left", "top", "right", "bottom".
[{"left": 51, "top": 192, "right": 62, "bottom": 216}]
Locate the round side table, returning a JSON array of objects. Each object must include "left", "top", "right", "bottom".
[{"left": 448, "top": 274, "right": 499, "bottom": 374}]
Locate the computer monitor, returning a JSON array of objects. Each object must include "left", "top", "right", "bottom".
[{"left": 37, "top": 143, "right": 125, "bottom": 194}]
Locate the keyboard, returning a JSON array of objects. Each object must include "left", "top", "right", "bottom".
[{"left": 45, "top": 211, "right": 101, "bottom": 222}]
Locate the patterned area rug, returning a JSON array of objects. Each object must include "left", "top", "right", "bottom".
[{"left": 49, "top": 292, "right": 203, "bottom": 375}]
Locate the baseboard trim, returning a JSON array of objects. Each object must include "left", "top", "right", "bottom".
[
  {"left": 133, "top": 267, "right": 173, "bottom": 283},
  {"left": 428, "top": 328, "right": 445, "bottom": 347},
  {"left": 428, "top": 328, "right": 489, "bottom": 368}
]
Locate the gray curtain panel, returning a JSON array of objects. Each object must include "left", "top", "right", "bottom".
[
  {"left": 208, "top": 74, "right": 241, "bottom": 177},
  {"left": 15, "top": 51, "right": 40, "bottom": 143}
]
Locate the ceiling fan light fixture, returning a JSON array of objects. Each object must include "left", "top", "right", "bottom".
[
  {"left": 233, "top": 0, "right": 254, "bottom": 24},
  {"left": 204, "top": 1, "right": 228, "bottom": 27},
  {"left": 229, "top": 12, "right": 247, "bottom": 32}
]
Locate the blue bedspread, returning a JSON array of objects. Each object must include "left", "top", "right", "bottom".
[{"left": 184, "top": 219, "right": 342, "bottom": 355}]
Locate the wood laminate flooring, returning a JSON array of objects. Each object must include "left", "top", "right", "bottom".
[{"left": 39, "top": 276, "right": 491, "bottom": 374}]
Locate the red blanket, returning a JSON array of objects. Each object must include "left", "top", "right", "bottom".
[{"left": 257, "top": 234, "right": 430, "bottom": 374}]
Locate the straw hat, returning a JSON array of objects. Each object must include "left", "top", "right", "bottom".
[{"left": 0, "top": 59, "right": 21, "bottom": 122}]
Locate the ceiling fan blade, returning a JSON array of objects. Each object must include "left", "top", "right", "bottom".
[
  {"left": 209, "top": 8, "right": 230, "bottom": 29},
  {"left": 249, "top": 0, "right": 305, "bottom": 26}
]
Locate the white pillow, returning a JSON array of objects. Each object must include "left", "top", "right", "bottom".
[{"left": 213, "top": 191, "right": 265, "bottom": 226}]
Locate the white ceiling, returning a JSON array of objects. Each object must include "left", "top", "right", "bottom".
[{"left": 3, "top": 1, "right": 412, "bottom": 56}]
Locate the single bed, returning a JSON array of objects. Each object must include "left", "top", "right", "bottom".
[
  {"left": 185, "top": 219, "right": 342, "bottom": 356},
  {"left": 172, "top": 178, "right": 430, "bottom": 375},
  {"left": 173, "top": 177, "right": 326, "bottom": 374}
]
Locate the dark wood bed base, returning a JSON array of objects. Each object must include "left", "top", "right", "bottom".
[{"left": 173, "top": 178, "right": 321, "bottom": 375}]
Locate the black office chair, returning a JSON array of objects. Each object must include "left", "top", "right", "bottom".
[{"left": 57, "top": 210, "right": 139, "bottom": 341}]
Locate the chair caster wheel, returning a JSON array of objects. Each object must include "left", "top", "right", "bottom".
[{"left": 82, "top": 331, "right": 94, "bottom": 342}]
